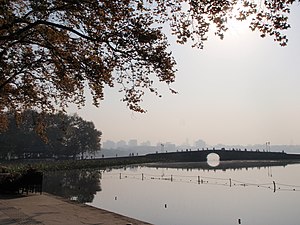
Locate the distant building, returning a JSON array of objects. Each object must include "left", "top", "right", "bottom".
[
  {"left": 157, "top": 142, "right": 176, "bottom": 152},
  {"left": 194, "top": 139, "right": 206, "bottom": 148},
  {"left": 116, "top": 140, "right": 127, "bottom": 149},
  {"left": 102, "top": 140, "right": 116, "bottom": 149},
  {"left": 128, "top": 139, "right": 138, "bottom": 147},
  {"left": 140, "top": 141, "right": 151, "bottom": 146}
]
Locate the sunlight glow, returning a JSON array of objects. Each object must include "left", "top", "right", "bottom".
[{"left": 207, "top": 153, "right": 220, "bottom": 167}]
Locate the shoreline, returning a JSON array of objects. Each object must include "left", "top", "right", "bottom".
[{"left": 0, "top": 192, "right": 152, "bottom": 225}]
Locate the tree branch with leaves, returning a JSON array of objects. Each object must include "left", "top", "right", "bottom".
[{"left": 0, "top": 0, "right": 297, "bottom": 130}]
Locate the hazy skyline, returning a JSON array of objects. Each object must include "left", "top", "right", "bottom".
[{"left": 70, "top": 7, "right": 300, "bottom": 147}]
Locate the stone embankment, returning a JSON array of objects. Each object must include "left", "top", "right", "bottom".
[{"left": 0, "top": 193, "right": 152, "bottom": 225}]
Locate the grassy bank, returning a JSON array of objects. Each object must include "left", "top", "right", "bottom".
[
  {"left": 0, "top": 155, "right": 159, "bottom": 173},
  {"left": 1, "top": 156, "right": 155, "bottom": 193}
]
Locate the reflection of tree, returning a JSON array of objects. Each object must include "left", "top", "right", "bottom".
[{"left": 43, "top": 169, "right": 101, "bottom": 203}]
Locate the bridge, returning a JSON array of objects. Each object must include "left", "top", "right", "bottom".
[{"left": 145, "top": 149, "right": 300, "bottom": 162}]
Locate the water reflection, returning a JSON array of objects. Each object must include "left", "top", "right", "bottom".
[
  {"left": 103, "top": 166, "right": 300, "bottom": 193},
  {"left": 43, "top": 169, "right": 101, "bottom": 203},
  {"left": 41, "top": 161, "right": 300, "bottom": 225},
  {"left": 145, "top": 160, "right": 299, "bottom": 171},
  {"left": 88, "top": 161, "right": 300, "bottom": 225},
  {"left": 206, "top": 153, "right": 220, "bottom": 167}
]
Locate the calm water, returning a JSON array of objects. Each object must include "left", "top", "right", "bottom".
[{"left": 44, "top": 161, "right": 300, "bottom": 225}]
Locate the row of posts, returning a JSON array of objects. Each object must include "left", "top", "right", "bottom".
[{"left": 119, "top": 173, "right": 277, "bottom": 192}]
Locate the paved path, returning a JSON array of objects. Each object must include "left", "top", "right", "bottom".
[{"left": 0, "top": 193, "right": 152, "bottom": 225}]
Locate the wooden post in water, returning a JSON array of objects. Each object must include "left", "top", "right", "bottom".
[
  {"left": 171, "top": 175, "right": 173, "bottom": 182},
  {"left": 273, "top": 181, "right": 276, "bottom": 192},
  {"left": 142, "top": 173, "right": 144, "bottom": 181},
  {"left": 119, "top": 173, "right": 121, "bottom": 179},
  {"left": 229, "top": 178, "right": 232, "bottom": 187},
  {"left": 198, "top": 176, "right": 200, "bottom": 184}
]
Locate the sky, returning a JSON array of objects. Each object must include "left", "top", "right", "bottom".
[{"left": 70, "top": 6, "right": 300, "bottom": 147}]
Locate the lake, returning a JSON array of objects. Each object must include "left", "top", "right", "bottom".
[{"left": 44, "top": 160, "right": 300, "bottom": 225}]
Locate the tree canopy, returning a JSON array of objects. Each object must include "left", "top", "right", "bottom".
[
  {"left": 0, "top": 0, "right": 297, "bottom": 129},
  {"left": 0, "top": 110, "right": 102, "bottom": 159}
]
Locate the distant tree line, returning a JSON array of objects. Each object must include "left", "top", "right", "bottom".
[{"left": 0, "top": 110, "right": 102, "bottom": 160}]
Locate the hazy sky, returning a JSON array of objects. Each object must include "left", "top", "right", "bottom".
[{"left": 70, "top": 6, "right": 300, "bottom": 147}]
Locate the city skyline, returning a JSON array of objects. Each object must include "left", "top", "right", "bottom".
[
  {"left": 99, "top": 138, "right": 300, "bottom": 158},
  {"left": 101, "top": 138, "right": 298, "bottom": 150}
]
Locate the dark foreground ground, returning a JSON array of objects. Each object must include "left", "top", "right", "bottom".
[{"left": 0, "top": 193, "right": 152, "bottom": 225}]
